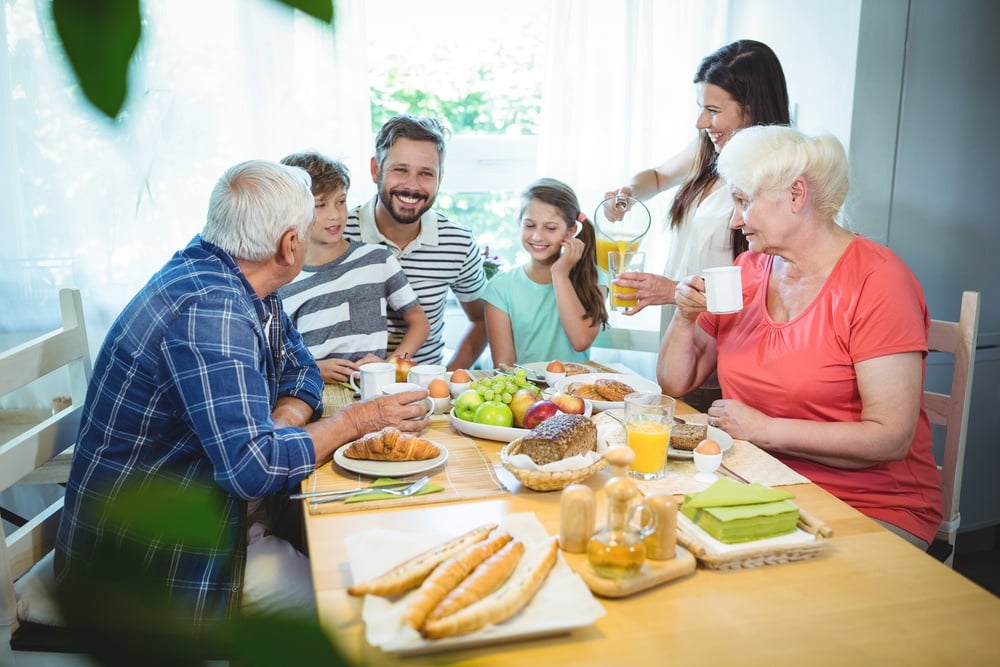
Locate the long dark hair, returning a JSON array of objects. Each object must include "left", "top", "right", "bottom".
[
  {"left": 521, "top": 178, "right": 608, "bottom": 329},
  {"left": 669, "top": 40, "right": 791, "bottom": 259}
]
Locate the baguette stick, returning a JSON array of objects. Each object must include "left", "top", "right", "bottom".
[
  {"left": 347, "top": 523, "right": 497, "bottom": 597},
  {"left": 420, "top": 537, "right": 558, "bottom": 640},
  {"left": 426, "top": 538, "right": 525, "bottom": 622},
  {"left": 403, "top": 532, "right": 513, "bottom": 630}
]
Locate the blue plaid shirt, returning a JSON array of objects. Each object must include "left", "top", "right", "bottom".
[{"left": 55, "top": 236, "right": 323, "bottom": 627}]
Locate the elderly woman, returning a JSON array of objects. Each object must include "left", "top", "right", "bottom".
[{"left": 657, "top": 126, "right": 942, "bottom": 549}]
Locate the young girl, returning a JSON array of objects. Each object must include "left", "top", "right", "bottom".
[{"left": 483, "top": 178, "right": 608, "bottom": 366}]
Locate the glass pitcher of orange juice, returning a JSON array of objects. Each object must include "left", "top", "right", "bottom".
[{"left": 593, "top": 194, "right": 652, "bottom": 273}]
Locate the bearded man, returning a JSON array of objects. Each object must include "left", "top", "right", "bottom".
[{"left": 343, "top": 115, "right": 487, "bottom": 369}]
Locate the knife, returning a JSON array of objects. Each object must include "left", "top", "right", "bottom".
[{"left": 290, "top": 480, "right": 412, "bottom": 500}]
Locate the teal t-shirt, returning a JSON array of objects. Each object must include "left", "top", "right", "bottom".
[{"left": 482, "top": 265, "right": 608, "bottom": 364}]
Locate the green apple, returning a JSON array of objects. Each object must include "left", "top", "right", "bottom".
[
  {"left": 454, "top": 389, "right": 485, "bottom": 422},
  {"left": 473, "top": 401, "right": 514, "bottom": 428}
]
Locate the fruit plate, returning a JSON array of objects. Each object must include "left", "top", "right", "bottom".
[
  {"left": 449, "top": 401, "right": 594, "bottom": 443},
  {"left": 553, "top": 373, "right": 661, "bottom": 412}
]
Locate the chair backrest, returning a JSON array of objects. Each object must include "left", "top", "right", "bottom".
[
  {"left": 924, "top": 290, "right": 980, "bottom": 551},
  {"left": 1, "top": 288, "right": 92, "bottom": 636}
]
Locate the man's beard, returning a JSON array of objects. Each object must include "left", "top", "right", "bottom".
[{"left": 378, "top": 183, "right": 435, "bottom": 225}]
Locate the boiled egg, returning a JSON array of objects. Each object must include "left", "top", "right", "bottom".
[
  {"left": 428, "top": 378, "right": 451, "bottom": 399},
  {"left": 450, "top": 369, "right": 471, "bottom": 383},
  {"left": 695, "top": 438, "right": 721, "bottom": 455},
  {"left": 546, "top": 360, "right": 565, "bottom": 373}
]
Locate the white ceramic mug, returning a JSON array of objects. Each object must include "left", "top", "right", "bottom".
[
  {"left": 348, "top": 362, "right": 395, "bottom": 399},
  {"left": 381, "top": 382, "right": 433, "bottom": 418},
  {"left": 702, "top": 266, "right": 743, "bottom": 314},
  {"left": 407, "top": 364, "right": 447, "bottom": 387}
]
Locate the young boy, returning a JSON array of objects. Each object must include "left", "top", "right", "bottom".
[{"left": 278, "top": 152, "right": 429, "bottom": 384}]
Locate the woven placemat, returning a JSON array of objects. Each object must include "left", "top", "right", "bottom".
[
  {"left": 307, "top": 385, "right": 508, "bottom": 514},
  {"left": 591, "top": 411, "right": 810, "bottom": 496}
]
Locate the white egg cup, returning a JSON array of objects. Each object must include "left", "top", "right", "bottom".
[
  {"left": 692, "top": 451, "right": 723, "bottom": 484},
  {"left": 449, "top": 381, "right": 471, "bottom": 399}
]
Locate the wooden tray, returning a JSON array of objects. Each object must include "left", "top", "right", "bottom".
[
  {"left": 560, "top": 545, "right": 697, "bottom": 598},
  {"left": 675, "top": 511, "right": 831, "bottom": 570}
]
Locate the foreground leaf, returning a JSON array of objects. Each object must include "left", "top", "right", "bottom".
[{"left": 51, "top": 0, "right": 141, "bottom": 119}]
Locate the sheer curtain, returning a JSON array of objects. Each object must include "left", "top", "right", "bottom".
[
  {"left": 536, "top": 0, "right": 728, "bottom": 370},
  {"left": 0, "top": 0, "right": 369, "bottom": 347}
]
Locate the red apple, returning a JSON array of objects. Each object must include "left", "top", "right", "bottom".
[
  {"left": 523, "top": 399, "right": 559, "bottom": 430},
  {"left": 509, "top": 387, "right": 543, "bottom": 428},
  {"left": 550, "top": 392, "right": 586, "bottom": 415},
  {"left": 389, "top": 354, "right": 417, "bottom": 382}
]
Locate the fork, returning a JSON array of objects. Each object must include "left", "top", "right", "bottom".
[{"left": 309, "top": 475, "right": 430, "bottom": 505}]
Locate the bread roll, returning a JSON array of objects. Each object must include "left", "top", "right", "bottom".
[{"left": 347, "top": 523, "right": 497, "bottom": 597}]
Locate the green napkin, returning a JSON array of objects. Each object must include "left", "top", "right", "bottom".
[
  {"left": 343, "top": 477, "right": 445, "bottom": 504},
  {"left": 682, "top": 477, "right": 799, "bottom": 543},
  {"left": 683, "top": 477, "right": 793, "bottom": 509}
]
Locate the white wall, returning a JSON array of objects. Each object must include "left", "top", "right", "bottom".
[{"left": 726, "top": 0, "right": 862, "bottom": 146}]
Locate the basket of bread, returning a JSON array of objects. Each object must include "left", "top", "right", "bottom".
[{"left": 500, "top": 414, "right": 607, "bottom": 491}]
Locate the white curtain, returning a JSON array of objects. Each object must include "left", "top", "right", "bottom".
[
  {"left": 1, "top": 0, "right": 727, "bottom": 362},
  {"left": 538, "top": 0, "right": 728, "bottom": 240},
  {"left": 0, "top": 0, "right": 370, "bottom": 345},
  {"left": 537, "top": 0, "right": 728, "bottom": 354}
]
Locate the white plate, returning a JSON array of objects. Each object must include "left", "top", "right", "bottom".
[
  {"left": 449, "top": 401, "right": 593, "bottom": 443},
  {"left": 333, "top": 442, "right": 449, "bottom": 477},
  {"left": 347, "top": 512, "right": 606, "bottom": 655},
  {"left": 553, "top": 373, "right": 662, "bottom": 412},
  {"left": 668, "top": 425, "right": 734, "bottom": 459}
]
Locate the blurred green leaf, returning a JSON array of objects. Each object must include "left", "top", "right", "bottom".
[
  {"left": 277, "top": 0, "right": 335, "bottom": 22},
  {"left": 51, "top": 0, "right": 141, "bottom": 119},
  {"left": 50, "top": 0, "right": 333, "bottom": 119}
]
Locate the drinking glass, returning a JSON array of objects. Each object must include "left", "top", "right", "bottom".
[
  {"left": 608, "top": 250, "right": 645, "bottom": 311},
  {"left": 623, "top": 392, "right": 676, "bottom": 480}
]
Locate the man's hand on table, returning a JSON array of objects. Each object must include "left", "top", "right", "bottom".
[{"left": 345, "top": 391, "right": 431, "bottom": 435}]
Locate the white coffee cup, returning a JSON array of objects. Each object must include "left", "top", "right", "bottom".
[
  {"left": 407, "top": 364, "right": 447, "bottom": 387},
  {"left": 381, "top": 382, "right": 433, "bottom": 418},
  {"left": 348, "top": 362, "right": 395, "bottom": 399},
  {"left": 702, "top": 266, "right": 743, "bottom": 314}
]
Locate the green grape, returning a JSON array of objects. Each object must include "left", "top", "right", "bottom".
[
  {"left": 476, "top": 385, "right": 488, "bottom": 397},
  {"left": 483, "top": 389, "right": 495, "bottom": 401},
  {"left": 504, "top": 381, "right": 517, "bottom": 395},
  {"left": 514, "top": 376, "right": 527, "bottom": 388},
  {"left": 501, "top": 392, "right": 513, "bottom": 403},
  {"left": 515, "top": 368, "right": 527, "bottom": 379}
]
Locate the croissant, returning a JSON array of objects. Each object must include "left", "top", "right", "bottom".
[{"left": 342, "top": 427, "right": 440, "bottom": 461}]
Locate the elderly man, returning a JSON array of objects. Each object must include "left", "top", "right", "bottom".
[
  {"left": 343, "top": 114, "right": 488, "bottom": 369},
  {"left": 55, "top": 160, "right": 429, "bottom": 628}
]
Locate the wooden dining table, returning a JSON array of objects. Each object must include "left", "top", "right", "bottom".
[{"left": 302, "top": 384, "right": 1000, "bottom": 666}]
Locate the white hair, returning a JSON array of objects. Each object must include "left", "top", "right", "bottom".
[
  {"left": 202, "top": 160, "right": 314, "bottom": 261},
  {"left": 717, "top": 125, "right": 849, "bottom": 220}
]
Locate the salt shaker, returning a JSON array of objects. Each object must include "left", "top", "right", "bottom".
[
  {"left": 643, "top": 492, "right": 678, "bottom": 560},
  {"left": 559, "top": 484, "right": 596, "bottom": 553}
]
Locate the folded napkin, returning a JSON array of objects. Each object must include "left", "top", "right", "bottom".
[
  {"left": 681, "top": 477, "right": 799, "bottom": 543},
  {"left": 343, "top": 477, "right": 445, "bottom": 504}
]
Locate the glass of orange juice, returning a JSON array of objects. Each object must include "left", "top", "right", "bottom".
[
  {"left": 608, "top": 250, "right": 645, "bottom": 311},
  {"left": 623, "top": 392, "right": 675, "bottom": 480}
]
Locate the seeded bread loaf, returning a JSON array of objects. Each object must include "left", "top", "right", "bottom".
[
  {"left": 519, "top": 414, "right": 597, "bottom": 465},
  {"left": 670, "top": 420, "right": 708, "bottom": 451}
]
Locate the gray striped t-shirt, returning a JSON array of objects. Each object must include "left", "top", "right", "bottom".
[{"left": 279, "top": 241, "right": 419, "bottom": 361}]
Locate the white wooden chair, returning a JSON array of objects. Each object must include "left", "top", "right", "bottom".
[
  {"left": 925, "top": 290, "right": 980, "bottom": 567},
  {"left": 1, "top": 288, "right": 92, "bottom": 657}
]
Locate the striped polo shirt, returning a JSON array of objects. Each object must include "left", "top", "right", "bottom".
[{"left": 344, "top": 197, "right": 487, "bottom": 365}]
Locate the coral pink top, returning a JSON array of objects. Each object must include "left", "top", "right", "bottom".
[{"left": 699, "top": 236, "right": 943, "bottom": 543}]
